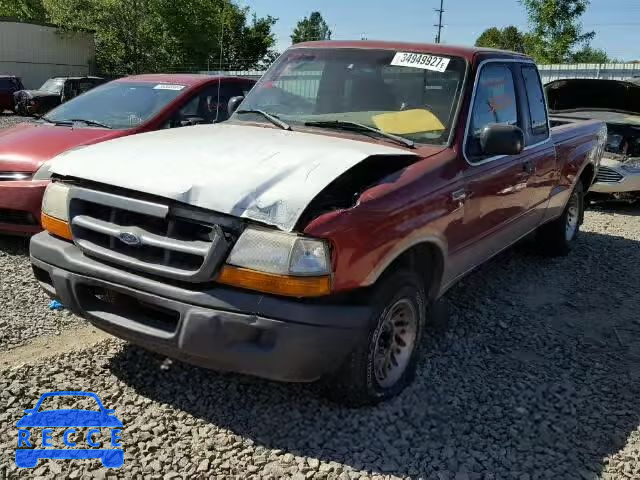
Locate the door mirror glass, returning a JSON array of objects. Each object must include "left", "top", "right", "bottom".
[
  {"left": 480, "top": 124, "right": 525, "bottom": 156},
  {"left": 228, "top": 96, "right": 244, "bottom": 117}
]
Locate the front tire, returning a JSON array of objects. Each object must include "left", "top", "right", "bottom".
[
  {"left": 537, "top": 181, "right": 584, "bottom": 256},
  {"left": 322, "top": 270, "right": 427, "bottom": 406}
]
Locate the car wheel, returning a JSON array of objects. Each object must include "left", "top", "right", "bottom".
[
  {"left": 537, "top": 180, "right": 584, "bottom": 256},
  {"left": 322, "top": 269, "right": 427, "bottom": 406}
]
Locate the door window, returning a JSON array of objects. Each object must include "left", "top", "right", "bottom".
[
  {"left": 466, "top": 64, "right": 519, "bottom": 161},
  {"left": 520, "top": 65, "right": 549, "bottom": 144}
]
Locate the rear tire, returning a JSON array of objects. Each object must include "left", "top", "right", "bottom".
[
  {"left": 537, "top": 181, "right": 584, "bottom": 256},
  {"left": 321, "top": 270, "right": 427, "bottom": 406}
]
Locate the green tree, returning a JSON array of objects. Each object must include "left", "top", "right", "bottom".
[
  {"left": 291, "top": 11, "right": 331, "bottom": 44},
  {"left": 43, "top": 0, "right": 276, "bottom": 75},
  {"left": 520, "top": 0, "right": 595, "bottom": 63},
  {"left": 572, "top": 46, "right": 609, "bottom": 63},
  {"left": 475, "top": 26, "right": 527, "bottom": 53},
  {"left": 0, "top": 0, "right": 47, "bottom": 22}
]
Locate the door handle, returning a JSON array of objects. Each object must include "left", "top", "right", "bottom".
[
  {"left": 523, "top": 160, "right": 535, "bottom": 174},
  {"left": 451, "top": 189, "right": 467, "bottom": 202}
]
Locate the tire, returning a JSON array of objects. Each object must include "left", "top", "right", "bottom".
[
  {"left": 537, "top": 181, "right": 584, "bottom": 256},
  {"left": 322, "top": 270, "right": 427, "bottom": 406}
]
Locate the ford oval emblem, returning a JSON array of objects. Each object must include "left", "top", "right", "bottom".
[{"left": 118, "top": 232, "right": 141, "bottom": 246}]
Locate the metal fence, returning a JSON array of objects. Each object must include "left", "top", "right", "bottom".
[
  {"left": 538, "top": 63, "right": 640, "bottom": 83},
  {"left": 215, "top": 63, "right": 640, "bottom": 87}
]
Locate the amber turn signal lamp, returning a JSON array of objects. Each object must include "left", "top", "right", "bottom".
[
  {"left": 41, "top": 213, "right": 73, "bottom": 241},
  {"left": 217, "top": 265, "right": 331, "bottom": 297}
]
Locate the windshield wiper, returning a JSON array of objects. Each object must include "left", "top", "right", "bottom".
[
  {"left": 67, "top": 118, "right": 112, "bottom": 129},
  {"left": 304, "top": 120, "right": 415, "bottom": 148},
  {"left": 235, "top": 109, "right": 291, "bottom": 131}
]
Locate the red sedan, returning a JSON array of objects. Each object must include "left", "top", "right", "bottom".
[{"left": 0, "top": 74, "right": 255, "bottom": 235}]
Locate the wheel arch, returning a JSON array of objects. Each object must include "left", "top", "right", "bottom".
[{"left": 365, "top": 238, "right": 446, "bottom": 303}]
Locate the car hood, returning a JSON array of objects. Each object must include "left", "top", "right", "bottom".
[
  {"left": 545, "top": 79, "right": 640, "bottom": 115},
  {"left": 16, "top": 410, "right": 123, "bottom": 428},
  {"left": 50, "top": 123, "right": 420, "bottom": 231},
  {"left": 0, "top": 123, "right": 123, "bottom": 172}
]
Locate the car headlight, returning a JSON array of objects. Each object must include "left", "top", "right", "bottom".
[
  {"left": 218, "top": 226, "right": 332, "bottom": 297},
  {"left": 0, "top": 172, "right": 31, "bottom": 181},
  {"left": 32, "top": 162, "right": 52, "bottom": 181},
  {"left": 41, "top": 182, "right": 72, "bottom": 240},
  {"left": 227, "top": 227, "right": 330, "bottom": 275}
]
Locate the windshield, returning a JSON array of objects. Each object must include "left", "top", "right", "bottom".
[
  {"left": 45, "top": 81, "right": 186, "bottom": 129},
  {"left": 39, "top": 78, "right": 65, "bottom": 94},
  {"left": 234, "top": 47, "right": 466, "bottom": 145}
]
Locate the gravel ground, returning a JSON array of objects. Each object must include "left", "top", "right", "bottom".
[
  {"left": 0, "top": 206, "right": 639, "bottom": 479},
  {"left": 0, "top": 112, "right": 33, "bottom": 129},
  {"left": 0, "top": 236, "right": 85, "bottom": 350}
]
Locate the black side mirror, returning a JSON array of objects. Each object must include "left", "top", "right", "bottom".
[
  {"left": 228, "top": 96, "right": 244, "bottom": 117},
  {"left": 480, "top": 124, "right": 525, "bottom": 156}
]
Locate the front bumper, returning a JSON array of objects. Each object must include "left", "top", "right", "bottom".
[
  {"left": 0, "top": 180, "right": 48, "bottom": 235},
  {"left": 590, "top": 164, "right": 640, "bottom": 194},
  {"left": 30, "top": 233, "right": 371, "bottom": 382}
]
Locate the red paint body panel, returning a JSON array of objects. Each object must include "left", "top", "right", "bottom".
[
  {"left": 0, "top": 75, "right": 255, "bottom": 235},
  {"left": 301, "top": 44, "right": 603, "bottom": 296}
]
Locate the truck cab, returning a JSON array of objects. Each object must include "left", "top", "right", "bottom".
[{"left": 30, "top": 41, "right": 605, "bottom": 405}]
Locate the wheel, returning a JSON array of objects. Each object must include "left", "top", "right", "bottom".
[
  {"left": 537, "top": 180, "right": 584, "bottom": 256},
  {"left": 322, "top": 270, "right": 427, "bottom": 406}
]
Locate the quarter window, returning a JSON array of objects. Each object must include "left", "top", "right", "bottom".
[
  {"left": 467, "top": 64, "right": 518, "bottom": 160},
  {"left": 521, "top": 65, "right": 549, "bottom": 143}
]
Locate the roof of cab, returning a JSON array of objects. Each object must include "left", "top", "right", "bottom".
[
  {"left": 291, "top": 40, "right": 532, "bottom": 62},
  {"left": 114, "top": 73, "right": 248, "bottom": 87}
]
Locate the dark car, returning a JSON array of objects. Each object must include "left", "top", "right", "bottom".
[
  {"left": 13, "top": 76, "right": 105, "bottom": 116},
  {"left": 0, "top": 76, "right": 24, "bottom": 113}
]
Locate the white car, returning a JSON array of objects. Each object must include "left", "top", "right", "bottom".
[{"left": 546, "top": 78, "right": 640, "bottom": 202}]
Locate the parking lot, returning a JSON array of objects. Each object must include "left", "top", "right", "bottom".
[{"left": 0, "top": 110, "right": 638, "bottom": 479}]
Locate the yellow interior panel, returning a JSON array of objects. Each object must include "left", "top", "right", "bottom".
[{"left": 372, "top": 109, "right": 445, "bottom": 135}]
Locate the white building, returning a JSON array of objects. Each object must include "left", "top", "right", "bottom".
[{"left": 0, "top": 18, "right": 96, "bottom": 89}]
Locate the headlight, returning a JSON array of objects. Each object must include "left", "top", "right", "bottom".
[
  {"left": 42, "top": 182, "right": 70, "bottom": 221},
  {"left": 218, "top": 226, "right": 332, "bottom": 297},
  {"left": 226, "top": 227, "right": 330, "bottom": 276},
  {"left": 41, "top": 182, "right": 72, "bottom": 240},
  {"left": 0, "top": 172, "right": 31, "bottom": 181},
  {"left": 32, "top": 162, "right": 52, "bottom": 181}
]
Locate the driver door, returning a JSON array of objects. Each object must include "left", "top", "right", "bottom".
[{"left": 451, "top": 62, "right": 536, "bottom": 276}]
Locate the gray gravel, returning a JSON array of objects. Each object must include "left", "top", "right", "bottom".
[
  {"left": 0, "top": 112, "right": 33, "bottom": 129},
  {"left": 1, "top": 207, "right": 639, "bottom": 479},
  {"left": 0, "top": 237, "right": 85, "bottom": 350}
]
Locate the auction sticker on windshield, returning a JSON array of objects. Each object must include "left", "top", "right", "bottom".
[
  {"left": 153, "top": 84, "right": 185, "bottom": 90},
  {"left": 391, "top": 52, "right": 450, "bottom": 72}
]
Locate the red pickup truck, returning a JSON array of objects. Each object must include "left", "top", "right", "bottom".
[{"left": 30, "top": 41, "right": 606, "bottom": 405}]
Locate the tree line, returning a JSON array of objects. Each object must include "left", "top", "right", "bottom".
[
  {"left": 475, "top": 0, "right": 612, "bottom": 63},
  {"left": 1, "top": 0, "right": 616, "bottom": 76}
]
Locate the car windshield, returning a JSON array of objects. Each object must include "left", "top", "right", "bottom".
[
  {"left": 39, "top": 78, "right": 65, "bottom": 94},
  {"left": 45, "top": 81, "right": 186, "bottom": 129},
  {"left": 234, "top": 47, "right": 467, "bottom": 145},
  {"left": 37, "top": 395, "right": 101, "bottom": 412}
]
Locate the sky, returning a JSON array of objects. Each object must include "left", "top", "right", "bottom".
[{"left": 239, "top": 0, "right": 640, "bottom": 61}]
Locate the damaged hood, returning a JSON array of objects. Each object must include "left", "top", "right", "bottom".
[
  {"left": 545, "top": 79, "right": 640, "bottom": 115},
  {"left": 50, "top": 123, "right": 418, "bottom": 231}
]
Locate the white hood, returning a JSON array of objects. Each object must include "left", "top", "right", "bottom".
[{"left": 50, "top": 123, "right": 416, "bottom": 231}]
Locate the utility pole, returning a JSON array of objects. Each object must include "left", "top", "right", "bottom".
[{"left": 434, "top": 0, "right": 444, "bottom": 43}]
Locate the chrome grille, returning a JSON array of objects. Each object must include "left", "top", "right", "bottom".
[
  {"left": 68, "top": 186, "right": 236, "bottom": 282},
  {"left": 596, "top": 166, "right": 623, "bottom": 183}
]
